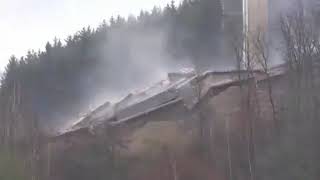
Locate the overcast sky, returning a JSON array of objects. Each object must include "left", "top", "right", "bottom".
[{"left": 0, "top": 0, "right": 180, "bottom": 70}]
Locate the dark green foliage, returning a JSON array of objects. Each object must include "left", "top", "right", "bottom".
[
  {"left": 0, "top": 1, "right": 224, "bottom": 179},
  {"left": 0, "top": 0, "right": 223, "bottom": 129},
  {"left": 57, "top": 143, "right": 114, "bottom": 180}
]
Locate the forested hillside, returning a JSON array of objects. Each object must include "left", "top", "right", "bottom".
[
  {"left": 0, "top": 0, "right": 223, "bottom": 129},
  {"left": 1, "top": 1, "right": 320, "bottom": 180}
]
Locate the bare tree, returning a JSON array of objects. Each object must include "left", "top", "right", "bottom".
[
  {"left": 280, "top": 2, "right": 320, "bottom": 128},
  {"left": 232, "top": 36, "right": 245, "bottom": 85},
  {"left": 232, "top": 32, "right": 260, "bottom": 180},
  {"left": 192, "top": 74, "right": 215, "bottom": 163},
  {"left": 225, "top": 117, "right": 233, "bottom": 180},
  {"left": 280, "top": 4, "right": 320, "bottom": 178},
  {"left": 253, "top": 31, "right": 278, "bottom": 132},
  {"left": 161, "top": 145, "right": 180, "bottom": 180}
]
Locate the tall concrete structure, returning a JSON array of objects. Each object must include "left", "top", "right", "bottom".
[
  {"left": 222, "top": 0, "right": 268, "bottom": 36},
  {"left": 245, "top": 0, "right": 269, "bottom": 34},
  {"left": 222, "top": 0, "right": 269, "bottom": 65}
]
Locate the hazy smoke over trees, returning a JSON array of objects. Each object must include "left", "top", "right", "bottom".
[
  {"left": 1, "top": 1, "right": 320, "bottom": 180},
  {"left": 0, "top": 0, "right": 223, "bottom": 129}
]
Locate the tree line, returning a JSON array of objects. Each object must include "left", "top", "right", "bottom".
[
  {"left": 0, "top": 0, "right": 223, "bottom": 129},
  {"left": 1, "top": 1, "right": 320, "bottom": 180},
  {"left": 0, "top": 1, "right": 223, "bottom": 179}
]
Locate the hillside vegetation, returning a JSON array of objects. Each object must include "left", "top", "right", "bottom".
[{"left": 1, "top": 1, "right": 320, "bottom": 180}]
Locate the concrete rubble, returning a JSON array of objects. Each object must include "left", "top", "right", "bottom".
[{"left": 59, "top": 65, "right": 287, "bottom": 136}]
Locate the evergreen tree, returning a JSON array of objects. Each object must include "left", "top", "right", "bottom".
[{"left": 0, "top": 0, "right": 224, "bottom": 129}]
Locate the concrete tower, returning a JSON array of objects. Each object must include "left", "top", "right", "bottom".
[
  {"left": 222, "top": 0, "right": 269, "bottom": 66},
  {"left": 223, "top": 0, "right": 268, "bottom": 35},
  {"left": 245, "top": 0, "right": 268, "bottom": 35}
]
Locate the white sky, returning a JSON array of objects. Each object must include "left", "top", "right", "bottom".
[{"left": 0, "top": 0, "right": 180, "bottom": 70}]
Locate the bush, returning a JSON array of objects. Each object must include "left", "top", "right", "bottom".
[{"left": 0, "top": 151, "right": 27, "bottom": 180}]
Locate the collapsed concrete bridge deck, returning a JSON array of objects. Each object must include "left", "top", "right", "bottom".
[{"left": 54, "top": 64, "right": 286, "bottom": 140}]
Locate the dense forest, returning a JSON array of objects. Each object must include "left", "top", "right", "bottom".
[
  {"left": 1, "top": 0, "right": 320, "bottom": 180},
  {"left": 0, "top": 0, "right": 223, "bottom": 130}
]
